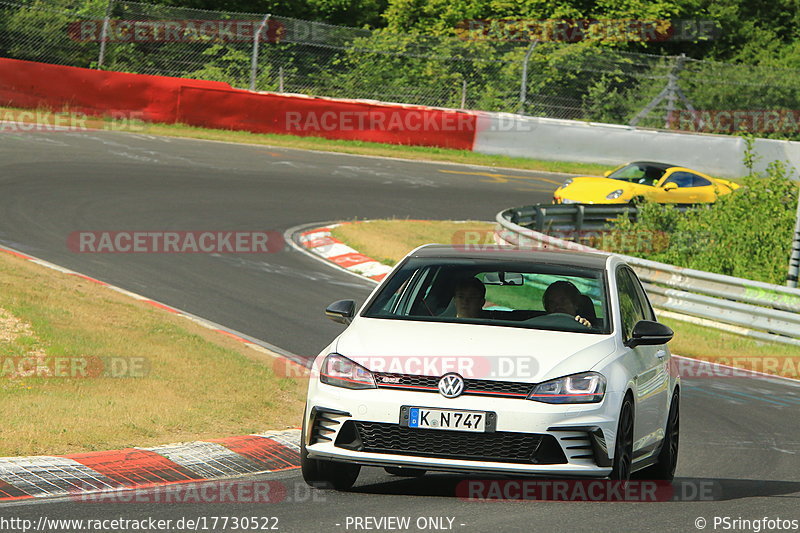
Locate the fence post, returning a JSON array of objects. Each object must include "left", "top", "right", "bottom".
[
  {"left": 629, "top": 53, "right": 695, "bottom": 128},
  {"left": 518, "top": 40, "right": 538, "bottom": 114},
  {"left": 250, "top": 13, "right": 272, "bottom": 91},
  {"left": 788, "top": 190, "right": 800, "bottom": 287},
  {"left": 279, "top": 66, "right": 284, "bottom": 92},
  {"left": 97, "top": 0, "right": 114, "bottom": 69},
  {"left": 460, "top": 79, "right": 467, "bottom": 109}
]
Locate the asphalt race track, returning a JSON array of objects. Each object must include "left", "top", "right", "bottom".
[{"left": 1, "top": 130, "right": 799, "bottom": 532}]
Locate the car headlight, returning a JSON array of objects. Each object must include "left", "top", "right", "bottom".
[
  {"left": 319, "top": 353, "right": 376, "bottom": 389},
  {"left": 562, "top": 178, "right": 573, "bottom": 188},
  {"left": 527, "top": 371, "right": 606, "bottom": 403},
  {"left": 606, "top": 189, "right": 624, "bottom": 200}
]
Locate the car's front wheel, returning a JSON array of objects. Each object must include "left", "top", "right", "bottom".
[
  {"left": 609, "top": 395, "right": 634, "bottom": 480},
  {"left": 639, "top": 389, "right": 679, "bottom": 481},
  {"left": 300, "top": 430, "right": 361, "bottom": 490}
]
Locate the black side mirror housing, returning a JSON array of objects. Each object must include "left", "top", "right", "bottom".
[
  {"left": 325, "top": 299, "right": 356, "bottom": 325},
  {"left": 625, "top": 320, "right": 674, "bottom": 348}
]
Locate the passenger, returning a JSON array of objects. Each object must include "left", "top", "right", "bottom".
[
  {"left": 526, "top": 280, "right": 591, "bottom": 329},
  {"left": 453, "top": 277, "right": 487, "bottom": 319}
]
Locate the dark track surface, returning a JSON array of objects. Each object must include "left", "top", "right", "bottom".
[
  {"left": 0, "top": 130, "right": 560, "bottom": 357},
  {"left": 1, "top": 130, "right": 798, "bottom": 532}
]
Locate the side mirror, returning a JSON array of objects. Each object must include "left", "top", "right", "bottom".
[
  {"left": 603, "top": 170, "right": 612, "bottom": 177},
  {"left": 325, "top": 299, "right": 356, "bottom": 325},
  {"left": 625, "top": 320, "right": 673, "bottom": 347},
  {"left": 663, "top": 182, "right": 678, "bottom": 191}
]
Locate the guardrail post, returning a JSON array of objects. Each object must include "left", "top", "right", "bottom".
[
  {"left": 575, "top": 205, "right": 584, "bottom": 233},
  {"left": 534, "top": 206, "right": 544, "bottom": 232}
]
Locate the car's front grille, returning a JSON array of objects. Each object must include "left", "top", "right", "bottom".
[
  {"left": 373, "top": 373, "right": 533, "bottom": 399},
  {"left": 337, "top": 421, "right": 566, "bottom": 464}
]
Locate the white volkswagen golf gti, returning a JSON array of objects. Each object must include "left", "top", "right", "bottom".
[{"left": 302, "top": 245, "right": 679, "bottom": 489}]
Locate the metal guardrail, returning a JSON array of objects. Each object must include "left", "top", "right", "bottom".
[
  {"left": 496, "top": 205, "right": 800, "bottom": 347},
  {"left": 508, "top": 203, "right": 694, "bottom": 233}
]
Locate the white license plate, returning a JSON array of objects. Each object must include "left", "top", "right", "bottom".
[{"left": 407, "top": 407, "right": 487, "bottom": 432}]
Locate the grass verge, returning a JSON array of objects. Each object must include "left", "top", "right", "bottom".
[
  {"left": 0, "top": 105, "right": 607, "bottom": 176},
  {"left": 0, "top": 250, "right": 307, "bottom": 456},
  {"left": 331, "top": 219, "right": 799, "bottom": 377}
]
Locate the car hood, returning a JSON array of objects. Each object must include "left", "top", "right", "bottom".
[{"left": 332, "top": 317, "right": 617, "bottom": 383}]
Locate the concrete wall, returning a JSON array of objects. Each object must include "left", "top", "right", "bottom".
[{"left": 474, "top": 113, "right": 800, "bottom": 178}]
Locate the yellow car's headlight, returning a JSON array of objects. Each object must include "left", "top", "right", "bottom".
[{"left": 606, "top": 189, "right": 624, "bottom": 200}]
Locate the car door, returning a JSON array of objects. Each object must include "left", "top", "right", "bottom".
[
  {"left": 653, "top": 171, "right": 702, "bottom": 203},
  {"left": 627, "top": 268, "right": 671, "bottom": 440},
  {"left": 616, "top": 267, "right": 669, "bottom": 456},
  {"left": 686, "top": 174, "right": 718, "bottom": 202}
]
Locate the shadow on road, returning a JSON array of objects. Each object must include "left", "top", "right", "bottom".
[{"left": 351, "top": 472, "right": 800, "bottom": 502}]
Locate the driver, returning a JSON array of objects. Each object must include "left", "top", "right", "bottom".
[{"left": 453, "top": 277, "right": 487, "bottom": 319}]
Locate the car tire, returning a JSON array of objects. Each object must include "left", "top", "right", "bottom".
[
  {"left": 639, "top": 389, "right": 679, "bottom": 481},
  {"left": 609, "top": 394, "right": 634, "bottom": 481},
  {"left": 384, "top": 466, "right": 426, "bottom": 477},
  {"left": 300, "top": 428, "right": 361, "bottom": 491}
]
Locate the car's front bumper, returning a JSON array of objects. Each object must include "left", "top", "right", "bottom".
[{"left": 304, "top": 383, "right": 622, "bottom": 477}]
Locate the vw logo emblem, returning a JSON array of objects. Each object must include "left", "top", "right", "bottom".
[{"left": 438, "top": 373, "right": 464, "bottom": 398}]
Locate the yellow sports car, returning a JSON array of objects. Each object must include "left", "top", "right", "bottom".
[{"left": 553, "top": 161, "right": 739, "bottom": 205}]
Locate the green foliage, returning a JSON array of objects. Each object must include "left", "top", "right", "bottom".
[
  {"left": 606, "top": 162, "right": 799, "bottom": 284},
  {"left": 183, "top": 44, "right": 251, "bottom": 86},
  {"left": 4, "top": 0, "right": 800, "bottom": 135}
]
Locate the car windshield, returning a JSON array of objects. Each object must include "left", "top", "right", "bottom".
[
  {"left": 608, "top": 163, "right": 666, "bottom": 186},
  {"left": 362, "top": 257, "right": 610, "bottom": 334}
]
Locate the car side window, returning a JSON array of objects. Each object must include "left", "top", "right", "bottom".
[
  {"left": 626, "top": 268, "right": 656, "bottom": 321},
  {"left": 616, "top": 267, "right": 646, "bottom": 340},
  {"left": 663, "top": 172, "right": 693, "bottom": 188},
  {"left": 692, "top": 175, "right": 712, "bottom": 187},
  {"left": 664, "top": 171, "right": 709, "bottom": 188}
]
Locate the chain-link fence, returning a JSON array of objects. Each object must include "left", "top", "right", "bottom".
[{"left": 3, "top": 0, "right": 800, "bottom": 138}]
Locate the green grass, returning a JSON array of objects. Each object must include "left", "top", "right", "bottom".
[{"left": 0, "top": 251, "right": 307, "bottom": 456}]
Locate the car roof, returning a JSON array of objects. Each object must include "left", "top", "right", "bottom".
[
  {"left": 629, "top": 161, "right": 680, "bottom": 170},
  {"left": 409, "top": 244, "right": 613, "bottom": 269}
]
